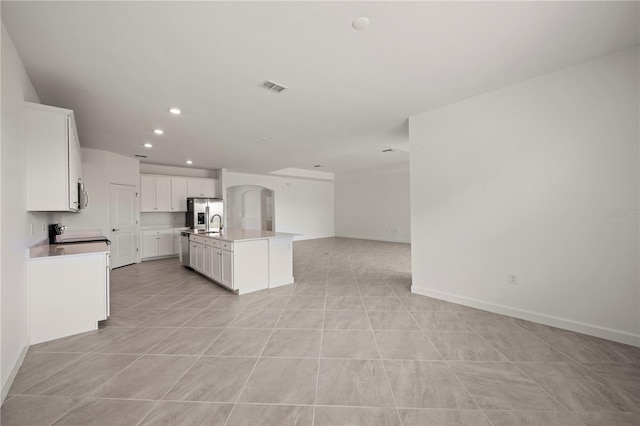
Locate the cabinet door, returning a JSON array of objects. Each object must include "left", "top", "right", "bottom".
[
  {"left": 201, "top": 178, "right": 217, "bottom": 198},
  {"left": 221, "top": 249, "right": 233, "bottom": 288},
  {"left": 142, "top": 234, "right": 159, "bottom": 258},
  {"left": 187, "top": 178, "right": 202, "bottom": 197},
  {"left": 211, "top": 248, "right": 222, "bottom": 282},
  {"left": 203, "top": 246, "right": 212, "bottom": 277},
  {"left": 67, "top": 116, "right": 81, "bottom": 210},
  {"left": 195, "top": 243, "right": 205, "bottom": 272},
  {"left": 174, "top": 234, "right": 181, "bottom": 255},
  {"left": 158, "top": 234, "right": 174, "bottom": 256},
  {"left": 190, "top": 243, "right": 198, "bottom": 269},
  {"left": 140, "top": 176, "right": 156, "bottom": 212},
  {"left": 171, "top": 177, "right": 188, "bottom": 211},
  {"left": 155, "top": 176, "right": 172, "bottom": 211}
]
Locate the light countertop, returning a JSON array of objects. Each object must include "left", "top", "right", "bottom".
[
  {"left": 30, "top": 242, "right": 110, "bottom": 259},
  {"left": 186, "top": 228, "right": 297, "bottom": 242}
]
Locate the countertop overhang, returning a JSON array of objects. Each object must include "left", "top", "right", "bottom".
[
  {"left": 30, "top": 241, "right": 110, "bottom": 259},
  {"left": 185, "top": 228, "right": 297, "bottom": 242}
]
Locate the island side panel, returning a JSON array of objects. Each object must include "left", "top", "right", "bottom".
[
  {"left": 268, "top": 237, "right": 294, "bottom": 289},
  {"left": 28, "top": 253, "right": 106, "bottom": 344},
  {"left": 233, "top": 239, "right": 269, "bottom": 295}
]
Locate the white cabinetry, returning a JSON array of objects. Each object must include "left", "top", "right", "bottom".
[
  {"left": 140, "top": 175, "right": 171, "bottom": 212},
  {"left": 28, "top": 251, "right": 110, "bottom": 344},
  {"left": 187, "top": 178, "right": 218, "bottom": 198},
  {"left": 171, "top": 177, "right": 188, "bottom": 211},
  {"left": 25, "top": 102, "right": 83, "bottom": 212},
  {"left": 141, "top": 175, "right": 208, "bottom": 212},
  {"left": 142, "top": 229, "right": 178, "bottom": 259}
]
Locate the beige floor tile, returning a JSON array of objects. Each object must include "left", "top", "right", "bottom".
[
  {"left": 8, "top": 352, "right": 84, "bottom": 394},
  {"left": 316, "top": 359, "right": 395, "bottom": 407},
  {"left": 479, "top": 332, "right": 574, "bottom": 362},
  {"left": 204, "top": 328, "right": 272, "bottom": 356},
  {"left": 138, "top": 401, "right": 233, "bottom": 425},
  {"left": 321, "top": 330, "right": 379, "bottom": 359},
  {"left": 228, "top": 309, "right": 284, "bottom": 328},
  {"left": 226, "top": 404, "right": 313, "bottom": 426},
  {"left": 398, "top": 409, "right": 490, "bottom": 426},
  {"left": 411, "top": 311, "right": 472, "bottom": 331},
  {"left": 426, "top": 332, "right": 507, "bottom": 361},
  {"left": 314, "top": 406, "right": 401, "bottom": 426},
  {"left": 384, "top": 360, "right": 477, "bottom": 409},
  {"left": 323, "top": 311, "right": 371, "bottom": 330},
  {"left": 517, "top": 362, "right": 640, "bottom": 412},
  {"left": 263, "top": 329, "right": 322, "bottom": 358},
  {"left": 277, "top": 309, "right": 325, "bottom": 329},
  {"left": 367, "top": 311, "right": 421, "bottom": 330},
  {"left": 483, "top": 410, "right": 584, "bottom": 425},
  {"left": 574, "top": 411, "right": 640, "bottom": 426},
  {"left": 164, "top": 356, "right": 257, "bottom": 402},
  {"left": 374, "top": 331, "right": 442, "bottom": 360},
  {"left": 0, "top": 395, "right": 80, "bottom": 426},
  {"left": 52, "top": 398, "right": 155, "bottom": 426},
  {"left": 325, "top": 296, "right": 365, "bottom": 311},
  {"left": 450, "top": 362, "right": 564, "bottom": 411},
  {"left": 91, "top": 355, "right": 196, "bottom": 399},
  {"left": 239, "top": 358, "right": 318, "bottom": 404},
  {"left": 147, "top": 327, "right": 224, "bottom": 355},
  {"left": 23, "top": 354, "right": 138, "bottom": 397},
  {"left": 184, "top": 308, "right": 243, "bottom": 327}
]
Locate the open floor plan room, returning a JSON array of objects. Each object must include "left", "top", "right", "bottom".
[{"left": 2, "top": 238, "right": 639, "bottom": 426}]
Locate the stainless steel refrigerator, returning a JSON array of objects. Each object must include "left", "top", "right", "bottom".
[{"left": 186, "top": 198, "right": 224, "bottom": 232}]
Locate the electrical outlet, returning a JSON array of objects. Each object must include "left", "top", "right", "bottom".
[{"left": 509, "top": 273, "right": 518, "bottom": 285}]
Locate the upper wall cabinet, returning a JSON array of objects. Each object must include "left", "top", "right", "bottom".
[
  {"left": 25, "top": 102, "right": 83, "bottom": 212},
  {"left": 140, "top": 175, "right": 213, "bottom": 212},
  {"left": 187, "top": 178, "right": 218, "bottom": 198}
]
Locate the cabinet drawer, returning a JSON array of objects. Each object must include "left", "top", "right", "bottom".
[
  {"left": 190, "top": 235, "right": 205, "bottom": 244},
  {"left": 221, "top": 241, "right": 233, "bottom": 251},
  {"left": 209, "top": 239, "right": 221, "bottom": 248}
]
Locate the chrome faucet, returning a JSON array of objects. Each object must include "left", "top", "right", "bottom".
[{"left": 210, "top": 214, "right": 223, "bottom": 232}]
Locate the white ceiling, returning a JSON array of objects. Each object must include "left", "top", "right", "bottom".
[{"left": 2, "top": 1, "right": 638, "bottom": 179}]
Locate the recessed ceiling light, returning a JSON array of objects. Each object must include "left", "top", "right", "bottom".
[
  {"left": 169, "top": 108, "right": 181, "bottom": 115},
  {"left": 144, "top": 143, "right": 153, "bottom": 148},
  {"left": 154, "top": 129, "right": 163, "bottom": 135},
  {"left": 186, "top": 160, "right": 193, "bottom": 165},
  {"left": 352, "top": 17, "right": 370, "bottom": 30}
]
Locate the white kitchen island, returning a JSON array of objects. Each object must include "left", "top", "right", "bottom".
[{"left": 186, "top": 229, "right": 295, "bottom": 295}]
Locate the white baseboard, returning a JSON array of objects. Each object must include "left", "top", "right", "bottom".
[
  {"left": 412, "top": 286, "right": 640, "bottom": 347},
  {"left": 1, "top": 341, "right": 29, "bottom": 401},
  {"left": 335, "top": 233, "right": 411, "bottom": 244}
]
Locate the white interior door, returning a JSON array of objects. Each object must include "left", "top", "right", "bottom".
[{"left": 109, "top": 183, "right": 138, "bottom": 268}]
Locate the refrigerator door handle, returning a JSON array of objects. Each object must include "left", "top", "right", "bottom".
[{"left": 205, "top": 205, "right": 210, "bottom": 232}]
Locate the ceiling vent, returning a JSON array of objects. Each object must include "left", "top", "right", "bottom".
[
  {"left": 382, "top": 148, "right": 394, "bottom": 153},
  {"left": 134, "top": 154, "right": 148, "bottom": 158},
  {"left": 313, "top": 164, "right": 323, "bottom": 168},
  {"left": 259, "top": 80, "right": 288, "bottom": 94}
]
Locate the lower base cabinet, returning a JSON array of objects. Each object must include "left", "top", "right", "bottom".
[
  {"left": 28, "top": 251, "right": 110, "bottom": 344},
  {"left": 141, "top": 228, "right": 185, "bottom": 260}
]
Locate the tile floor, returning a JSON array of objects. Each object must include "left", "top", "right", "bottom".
[{"left": 2, "top": 237, "right": 639, "bottom": 425}]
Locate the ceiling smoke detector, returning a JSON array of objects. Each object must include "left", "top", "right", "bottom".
[{"left": 259, "top": 80, "right": 288, "bottom": 94}]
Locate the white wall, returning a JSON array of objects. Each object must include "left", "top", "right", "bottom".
[
  {"left": 335, "top": 171, "right": 411, "bottom": 243},
  {"left": 409, "top": 47, "right": 639, "bottom": 346},
  {"left": 223, "top": 171, "right": 334, "bottom": 240},
  {"left": 140, "top": 163, "right": 218, "bottom": 178},
  {"left": 53, "top": 148, "right": 140, "bottom": 237},
  {"left": 1, "top": 22, "right": 51, "bottom": 399}
]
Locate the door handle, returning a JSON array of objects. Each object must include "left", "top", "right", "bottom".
[{"left": 112, "top": 228, "right": 119, "bottom": 232}]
